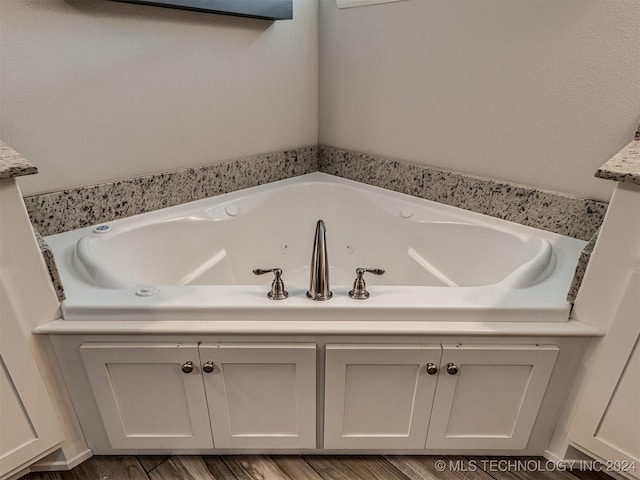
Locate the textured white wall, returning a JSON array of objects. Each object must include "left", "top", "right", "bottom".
[
  {"left": 3, "top": 1, "right": 638, "bottom": 201},
  {"left": 0, "top": 0, "right": 318, "bottom": 195},
  {"left": 319, "top": 0, "right": 640, "bottom": 201}
]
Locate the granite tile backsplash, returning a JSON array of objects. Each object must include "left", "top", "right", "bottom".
[
  {"left": 566, "top": 231, "right": 599, "bottom": 303},
  {"left": 318, "top": 146, "right": 606, "bottom": 242},
  {"left": 34, "top": 231, "right": 66, "bottom": 302},
  {"left": 26, "top": 145, "right": 607, "bottom": 242},
  {"left": 26, "top": 147, "right": 318, "bottom": 236},
  {"left": 26, "top": 145, "right": 607, "bottom": 241}
]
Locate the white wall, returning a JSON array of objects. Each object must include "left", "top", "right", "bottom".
[
  {"left": 3, "top": 1, "right": 638, "bottom": 201},
  {"left": 0, "top": 0, "right": 318, "bottom": 196},
  {"left": 319, "top": 0, "right": 640, "bottom": 201}
]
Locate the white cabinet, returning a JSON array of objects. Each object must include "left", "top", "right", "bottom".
[
  {"left": 324, "top": 343, "right": 558, "bottom": 451},
  {"left": 79, "top": 342, "right": 316, "bottom": 451},
  {"left": 66, "top": 338, "right": 562, "bottom": 453},
  {"left": 426, "top": 344, "right": 558, "bottom": 450},
  {"left": 200, "top": 343, "right": 316, "bottom": 449},
  {"left": 1, "top": 173, "right": 80, "bottom": 477},
  {"left": 569, "top": 273, "right": 640, "bottom": 477},
  {"left": 324, "top": 344, "right": 441, "bottom": 449},
  {"left": 0, "top": 281, "right": 65, "bottom": 478},
  {"left": 80, "top": 343, "right": 213, "bottom": 450}
]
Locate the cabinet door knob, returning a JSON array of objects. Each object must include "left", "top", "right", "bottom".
[
  {"left": 426, "top": 363, "right": 438, "bottom": 375},
  {"left": 181, "top": 361, "right": 194, "bottom": 374},
  {"left": 446, "top": 363, "right": 459, "bottom": 375},
  {"left": 202, "top": 361, "right": 215, "bottom": 373}
]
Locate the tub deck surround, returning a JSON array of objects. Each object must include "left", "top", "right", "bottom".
[
  {"left": 0, "top": 140, "right": 38, "bottom": 178},
  {"left": 44, "top": 173, "right": 586, "bottom": 324},
  {"left": 318, "top": 146, "right": 606, "bottom": 242},
  {"left": 22, "top": 145, "right": 610, "bottom": 307},
  {"left": 35, "top": 169, "right": 601, "bottom": 459},
  {"left": 33, "top": 319, "right": 601, "bottom": 336},
  {"left": 24, "top": 146, "right": 318, "bottom": 236}
]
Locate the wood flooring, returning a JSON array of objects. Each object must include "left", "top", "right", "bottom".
[{"left": 21, "top": 455, "right": 617, "bottom": 480}]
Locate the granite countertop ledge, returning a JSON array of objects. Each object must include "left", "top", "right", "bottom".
[
  {"left": 595, "top": 138, "right": 640, "bottom": 185},
  {"left": 0, "top": 141, "right": 38, "bottom": 179}
]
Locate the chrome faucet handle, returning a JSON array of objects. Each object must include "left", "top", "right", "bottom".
[
  {"left": 349, "top": 268, "right": 385, "bottom": 300},
  {"left": 253, "top": 268, "right": 289, "bottom": 300}
]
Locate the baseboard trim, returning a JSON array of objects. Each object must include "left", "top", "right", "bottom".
[
  {"left": 31, "top": 448, "right": 93, "bottom": 472},
  {"left": 543, "top": 449, "right": 566, "bottom": 464}
]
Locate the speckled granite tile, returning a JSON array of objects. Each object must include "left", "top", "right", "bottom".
[
  {"left": 25, "top": 147, "right": 317, "bottom": 236},
  {"left": 566, "top": 230, "right": 598, "bottom": 303},
  {"left": 34, "top": 231, "right": 66, "bottom": 301},
  {"left": 595, "top": 139, "right": 640, "bottom": 185},
  {"left": 319, "top": 145, "right": 606, "bottom": 241},
  {"left": 0, "top": 141, "right": 38, "bottom": 178}
]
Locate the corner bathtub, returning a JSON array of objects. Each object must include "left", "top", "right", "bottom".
[{"left": 46, "top": 173, "right": 585, "bottom": 323}]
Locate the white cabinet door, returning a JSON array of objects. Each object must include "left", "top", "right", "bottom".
[
  {"left": 80, "top": 343, "right": 213, "bottom": 450},
  {"left": 570, "top": 273, "right": 640, "bottom": 477},
  {"left": 324, "top": 344, "right": 441, "bottom": 449},
  {"left": 426, "top": 344, "right": 558, "bottom": 450},
  {"left": 0, "top": 282, "right": 64, "bottom": 478},
  {"left": 200, "top": 343, "right": 316, "bottom": 449}
]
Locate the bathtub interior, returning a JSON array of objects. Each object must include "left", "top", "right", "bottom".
[{"left": 70, "top": 182, "right": 555, "bottom": 290}]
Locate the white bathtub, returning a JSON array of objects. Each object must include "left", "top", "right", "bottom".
[{"left": 46, "top": 173, "right": 585, "bottom": 322}]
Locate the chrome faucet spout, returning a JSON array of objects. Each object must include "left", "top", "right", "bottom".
[{"left": 307, "top": 219, "right": 332, "bottom": 301}]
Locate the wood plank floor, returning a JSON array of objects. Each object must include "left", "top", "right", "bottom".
[{"left": 21, "top": 456, "right": 617, "bottom": 480}]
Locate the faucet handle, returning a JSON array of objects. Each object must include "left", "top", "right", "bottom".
[
  {"left": 349, "top": 268, "right": 385, "bottom": 300},
  {"left": 357, "top": 268, "right": 385, "bottom": 276},
  {"left": 253, "top": 268, "right": 288, "bottom": 300}
]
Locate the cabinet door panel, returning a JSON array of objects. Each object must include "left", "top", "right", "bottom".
[
  {"left": 570, "top": 273, "right": 640, "bottom": 471},
  {"left": 200, "top": 343, "right": 316, "bottom": 449},
  {"left": 595, "top": 335, "right": 640, "bottom": 460},
  {"left": 223, "top": 363, "right": 298, "bottom": 436},
  {"left": 0, "top": 283, "right": 64, "bottom": 478},
  {"left": 80, "top": 343, "right": 213, "bottom": 450},
  {"left": 426, "top": 344, "right": 558, "bottom": 450},
  {"left": 324, "top": 344, "right": 441, "bottom": 449}
]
